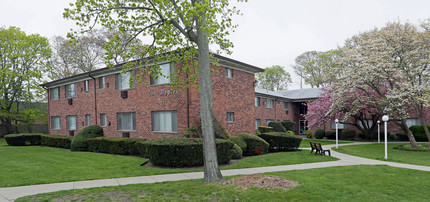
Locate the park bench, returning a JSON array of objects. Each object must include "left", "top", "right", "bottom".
[{"left": 310, "top": 142, "right": 331, "bottom": 156}]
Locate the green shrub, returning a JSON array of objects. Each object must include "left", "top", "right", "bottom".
[
  {"left": 87, "top": 137, "right": 145, "bottom": 155},
  {"left": 213, "top": 116, "right": 230, "bottom": 139},
  {"left": 393, "top": 144, "right": 430, "bottom": 152},
  {"left": 409, "top": 126, "right": 430, "bottom": 141},
  {"left": 235, "top": 133, "right": 269, "bottom": 156},
  {"left": 231, "top": 144, "right": 243, "bottom": 159},
  {"left": 258, "top": 132, "right": 302, "bottom": 151},
  {"left": 257, "top": 126, "right": 273, "bottom": 133},
  {"left": 229, "top": 135, "right": 246, "bottom": 152},
  {"left": 267, "top": 122, "right": 286, "bottom": 132},
  {"left": 41, "top": 134, "right": 72, "bottom": 149},
  {"left": 286, "top": 130, "right": 295, "bottom": 135},
  {"left": 314, "top": 129, "right": 325, "bottom": 139},
  {"left": 146, "top": 138, "right": 233, "bottom": 167},
  {"left": 305, "top": 130, "right": 312, "bottom": 138},
  {"left": 325, "top": 131, "right": 336, "bottom": 139},
  {"left": 136, "top": 141, "right": 149, "bottom": 158},
  {"left": 5, "top": 133, "right": 42, "bottom": 146},
  {"left": 181, "top": 126, "right": 202, "bottom": 138},
  {"left": 396, "top": 131, "right": 409, "bottom": 141},
  {"left": 340, "top": 129, "right": 356, "bottom": 140},
  {"left": 281, "top": 121, "right": 296, "bottom": 132},
  {"left": 71, "top": 125, "right": 104, "bottom": 151}
]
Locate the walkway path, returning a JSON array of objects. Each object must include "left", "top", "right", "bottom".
[{"left": 1, "top": 142, "right": 430, "bottom": 201}]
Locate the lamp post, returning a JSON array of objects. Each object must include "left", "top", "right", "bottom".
[
  {"left": 377, "top": 120, "right": 381, "bottom": 143},
  {"left": 382, "top": 115, "right": 389, "bottom": 160},
  {"left": 335, "top": 119, "right": 339, "bottom": 149}
]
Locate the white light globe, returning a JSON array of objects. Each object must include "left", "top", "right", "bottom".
[
  {"left": 382, "top": 115, "right": 389, "bottom": 122},
  {"left": 335, "top": 119, "right": 339, "bottom": 123},
  {"left": 377, "top": 120, "right": 380, "bottom": 124}
]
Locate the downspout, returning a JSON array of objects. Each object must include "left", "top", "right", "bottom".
[
  {"left": 89, "top": 73, "right": 97, "bottom": 125},
  {"left": 186, "top": 71, "right": 190, "bottom": 128}
]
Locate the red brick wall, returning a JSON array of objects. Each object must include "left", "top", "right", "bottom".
[
  {"left": 48, "top": 63, "right": 257, "bottom": 139},
  {"left": 254, "top": 97, "right": 296, "bottom": 128}
]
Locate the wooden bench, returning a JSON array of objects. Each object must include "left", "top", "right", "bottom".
[{"left": 310, "top": 142, "right": 331, "bottom": 156}]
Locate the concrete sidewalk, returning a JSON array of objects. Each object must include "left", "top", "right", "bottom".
[{"left": 1, "top": 142, "right": 429, "bottom": 201}]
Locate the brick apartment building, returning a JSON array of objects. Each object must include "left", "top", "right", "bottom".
[{"left": 43, "top": 54, "right": 267, "bottom": 139}]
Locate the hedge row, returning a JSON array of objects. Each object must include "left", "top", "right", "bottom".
[
  {"left": 410, "top": 126, "right": 430, "bottom": 141},
  {"left": 5, "top": 133, "right": 73, "bottom": 148},
  {"left": 86, "top": 137, "right": 147, "bottom": 156},
  {"left": 235, "top": 133, "right": 269, "bottom": 156},
  {"left": 146, "top": 138, "right": 233, "bottom": 167},
  {"left": 258, "top": 132, "right": 302, "bottom": 151},
  {"left": 71, "top": 125, "right": 104, "bottom": 151}
]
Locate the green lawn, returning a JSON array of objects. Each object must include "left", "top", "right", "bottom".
[
  {"left": 335, "top": 143, "right": 430, "bottom": 166},
  {"left": 0, "top": 139, "right": 336, "bottom": 187},
  {"left": 299, "top": 138, "right": 350, "bottom": 148},
  {"left": 17, "top": 165, "right": 430, "bottom": 201}
]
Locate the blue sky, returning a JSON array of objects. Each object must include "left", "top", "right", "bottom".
[{"left": 1, "top": 0, "right": 429, "bottom": 89}]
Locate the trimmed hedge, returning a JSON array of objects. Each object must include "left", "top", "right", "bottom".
[
  {"left": 258, "top": 132, "right": 302, "bottom": 151},
  {"left": 231, "top": 144, "right": 243, "bottom": 159},
  {"left": 341, "top": 129, "right": 356, "bottom": 140},
  {"left": 146, "top": 138, "right": 233, "bottom": 167},
  {"left": 41, "top": 134, "right": 72, "bottom": 149},
  {"left": 314, "top": 129, "right": 325, "bottom": 139},
  {"left": 268, "top": 122, "right": 286, "bottom": 132},
  {"left": 305, "top": 130, "right": 312, "bottom": 138},
  {"left": 87, "top": 137, "right": 146, "bottom": 155},
  {"left": 325, "top": 131, "right": 336, "bottom": 139},
  {"left": 409, "top": 126, "right": 430, "bottom": 141},
  {"left": 71, "top": 125, "right": 104, "bottom": 151},
  {"left": 257, "top": 126, "right": 273, "bottom": 133},
  {"left": 5, "top": 133, "right": 42, "bottom": 146},
  {"left": 229, "top": 135, "right": 246, "bottom": 152},
  {"left": 235, "top": 133, "right": 269, "bottom": 156},
  {"left": 281, "top": 121, "right": 296, "bottom": 132}
]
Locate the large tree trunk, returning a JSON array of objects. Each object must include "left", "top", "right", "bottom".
[
  {"left": 195, "top": 8, "right": 223, "bottom": 183},
  {"left": 416, "top": 104, "right": 430, "bottom": 147},
  {"left": 398, "top": 119, "right": 418, "bottom": 148}
]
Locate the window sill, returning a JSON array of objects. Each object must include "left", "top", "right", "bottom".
[
  {"left": 116, "top": 88, "right": 134, "bottom": 91},
  {"left": 150, "top": 83, "right": 171, "bottom": 87},
  {"left": 152, "top": 131, "right": 177, "bottom": 134},
  {"left": 118, "top": 130, "right": 136, "bottom": 132},
  {"left": 227, "top": 121, "right": 234, "bottom": 124}
]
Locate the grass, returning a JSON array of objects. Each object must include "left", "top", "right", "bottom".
[
  {"left": 17, "top": 165, "right": 430, "bottom": 201},
  {"left": 335, "top": 143, "right": 430, "bottom": 166},
  {"left": 299, "top": 138, "right": 350, "bottom": 148},
  {"left": 0, "top": 138, "right": 336, "bottom": 187}
]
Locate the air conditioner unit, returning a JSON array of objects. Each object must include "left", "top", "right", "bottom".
[
  {"left": 121, "top": 90, "right": 128, "bottom": 98},
  {"left": 69, "top": 131, "right": 74, "bottom": 136},
  {"left": 122, "top": 132, "right": 130, "bottom": 138},
  {"left": 68, "top": 98, "right": 73, "bottom": 105},
  {"left": 286, "top": 110, "right": 289, "bottom": 114}
]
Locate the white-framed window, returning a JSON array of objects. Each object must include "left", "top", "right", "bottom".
[
  {"left": 85, "top": 114, "right": 91, "bottom": 126},
  {"left": 406, "top": 119, "right": 421, "bottom": 128},
  {"left": 256, "top": 119, "right": 261, "bottom": 129},
  {"left": 50, "top": 87, "right": 60, "bottom": 100},
  {"left": 227, "top": 112, "right": 234, "bottom": 123},
  {"left": 99, "top": 77, "right": 105, "bottom": 89},
  {"left": 225, "top": 68, "right": 233, "bottom": 78},
  {"left": 266, "top": 119, "right": 274, "bottom": 126},
  {"left": 117, "top": 112, "right": 136, "bottom": 131},
  {"left": 116, "top": 71, "right": 135, "bottom": 90},
  {"left": 100, "top": 113, "right": 107, "bottom": 127},
  {"left": 150, "top": 63, "right": 174, "bottom": 85},
  {"left": 65, "top": 83, "right": 76, "bottom": 98},
  {"left": 84, "top": 80, "right": 89, "bottom": 92},
  {"left": 265, "top": 98, "right": 273, "bottom": 108},
  {"left": 152, "top": 111, "right": 178, "bottom": 132},
  {"left": 284, "top": 102, "right": 290, "bottom": 110},
  {"left": 66, "top": 115, "right": 77, "bottom": 130},
  {"left": 255, "top": 97, "right": 260, "bottom": 107},
  {"left": 299, "top": 120, "right": 308, "bottom": 134},
  {"left": 51, "top": 116, "right": 61, "bottom": 130},
  {"left": 331, "top": 120, "right": 347, "bottom": 129}
]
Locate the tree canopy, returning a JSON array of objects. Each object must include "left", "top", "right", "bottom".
[
  {"left": 64, "top": 0, "right": 244, "bottom": 183},
  {"left": 256, "top": 65, "right": 291, "bottom": 91},
  {"left": 0, "top": 26, "right": 52, "bottom": 135}
]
